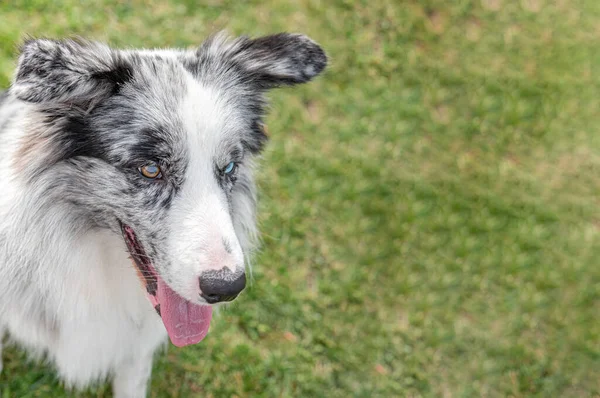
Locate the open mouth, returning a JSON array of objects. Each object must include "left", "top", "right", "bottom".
[{"left": 120, "top": 223, "right": 212, "bottom": 347}]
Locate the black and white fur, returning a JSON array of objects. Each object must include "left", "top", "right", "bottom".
[{"left": 0, "top": 33, "right": 326, "bottom": 396}]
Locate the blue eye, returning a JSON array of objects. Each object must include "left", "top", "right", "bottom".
[{"left": 224, "top": 162, "right": 236, "bottom": 175}]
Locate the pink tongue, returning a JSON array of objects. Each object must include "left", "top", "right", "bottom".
[{"left": 156, "top": 277, "right": 213, "bottom": 347}]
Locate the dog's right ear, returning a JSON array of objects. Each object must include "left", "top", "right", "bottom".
[{"left": 11, "top": 38, "right": 133, "bottom": 104}]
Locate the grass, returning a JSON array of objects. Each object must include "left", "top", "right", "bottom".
[{"left": 0, "top": 0, "right": 599, "bottom": 396}]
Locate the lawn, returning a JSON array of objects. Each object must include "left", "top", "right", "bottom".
[{"left": 0, "top": 0, "right": 599, "bottom": 397}]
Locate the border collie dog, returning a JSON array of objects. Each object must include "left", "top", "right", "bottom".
[{"left": 0, "top": 33, "right": 326, "bottom": 396}]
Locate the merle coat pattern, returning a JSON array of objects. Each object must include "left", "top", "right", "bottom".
[{"left": 0, "top": 33, "right": 326, "bottom": 397}]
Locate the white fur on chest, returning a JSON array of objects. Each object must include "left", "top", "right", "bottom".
[{"left": 46, "top": 230, "right": 167, "bottom": 386}]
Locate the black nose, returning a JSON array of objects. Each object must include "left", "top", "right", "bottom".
[{"left": 199, "top": 268, "right": 246, "bottom": 304}]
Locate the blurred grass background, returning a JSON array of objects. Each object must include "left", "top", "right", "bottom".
[{"left": 0, "top": 0, "right": 599, "bottom": 397}]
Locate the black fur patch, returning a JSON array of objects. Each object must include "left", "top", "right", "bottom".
[
  {"left": 126, "top": 127, "right": 175, "bottom": 166},
  {"left": 246, "top": 120, "right": 269, "bottom": 154},
  {"left": 59, "top": 115, "right": 106, "bottom": 160},
  {"left": 92, "top": 62, "right": 135, "bottom": 95}
]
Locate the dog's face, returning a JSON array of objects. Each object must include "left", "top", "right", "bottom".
[{"left": 10, "top": 34, "right": 326, "bottom": 346}]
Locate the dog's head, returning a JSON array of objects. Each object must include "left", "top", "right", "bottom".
[{"left": 10, "top": 34, "right": 326, "bottom": 346}]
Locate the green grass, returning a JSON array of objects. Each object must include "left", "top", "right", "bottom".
[{"left": 1, "top": 0, "right": 599, "bottom": 396}]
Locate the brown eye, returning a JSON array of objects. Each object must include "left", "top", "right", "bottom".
[{"left": 139, "top": 164, "right": 162, "bottom": 179}]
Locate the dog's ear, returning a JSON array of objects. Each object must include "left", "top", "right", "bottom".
[
  {"left": 198, "top": 33, "right": 327, "bottom": 89},
  {"left": 11, "top": 38, "right": 133, "bottom": 104}
]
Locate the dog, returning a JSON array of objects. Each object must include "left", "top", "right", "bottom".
[{"left": 0, "top": 33, "right": 326, "bottom": 397}]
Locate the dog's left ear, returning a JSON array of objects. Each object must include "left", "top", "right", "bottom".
[
  {"left": 11, "top": 38, "right": 133, "bottom": 104},
  {"left": 198, "top": 33, "right": 327, "bottom": 89}
]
